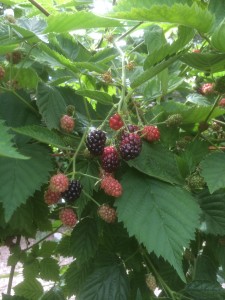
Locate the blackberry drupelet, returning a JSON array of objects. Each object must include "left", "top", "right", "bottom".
[
  {"left": 62, "top": 180, "right": 82, "bottom": 203},
  {"left": 119, "top": 132, "right": 142, "bottom": 160},
  {"left": 101, "top": 146, "right": 120, "bottom": 172},
  {"left": 86, "top": 130, "right": 106, "bottom": 155}
]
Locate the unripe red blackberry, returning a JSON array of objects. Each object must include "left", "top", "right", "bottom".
[
  {"left": 119, "top": 132, "right": 142, "bottom": 160},
  {"left": 109, "top": 113, "right": 124, "bottom": 130},
  {"left": 60, "top": 115, "right": 75, "bottom": 133},
  {"left": 0, "top": 66, "right": 5, "bottom": 80},
  {"left": 98, "top": 204, "right": 117, "bottom": 223},
  {"left": 200, "top": 83, "right": 214, "bottom": 95},
  {"left": 49, "top": 173, "right": 69, "bottom": 193},
  {"left": 142, "top": 126, "right": 160, "bottom": 142},
  {"left": 101, "top": 175, "right": 122, "bottom": 197},
  {"left": 62, "top": 180, "right": 82, "bottom": 203},
  {"left": 146, "top": 273, "right": 157, "bottom": 292},
  {"left": 86, "top": 129, "right": 106, "bottom": 156},
  {"left": 6, "top": 50, "right": 23, "bottom": 64},
  {"left": 101, "top": 146, "right": 120, "bottom": 173},
  {"left": 44, "top": 188, "right": 61, "bottom": 205},
  {"left": 219, "top": 98, "right": 225, "bottom": 107},
  {"left": 59, "top": 208, "right": 77, "bottom": 227}
]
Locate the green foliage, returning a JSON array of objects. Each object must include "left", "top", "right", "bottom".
[
  {"left": 37, "top": 83, "right": 67, "bottom": 130},
  {"left": 70, "top": 218, "right": 99, "bottom": 264},
  {"left": 200, "top": 153, "right": 225, "bottom": 194},
  {"left": 198, "top": 189, "right": 225, "bottom": 235},
  {"left": 112, "top": 2, "right": 214, "bottom": 33},
  {"left": 13, "top": 125, "right": 68, "bottom": 149},
  {"left": 78, "top": 264, "right": 130, "bottom": 300},
  {"left": 115, "top": 169, "right": 200, "bottom": 281},
  {"left": 0, "top": 120, "right": 28, "bottom": 159},
  {"left": 2, "top": 1, "right": 225, "bottom": 299},
  {"left": 45, "top": 12, "right": 123, "bottom": 33},
  {"left": 128, "top": 142, "right": 183, "bottom": 184},
  {"left": 39, "top": 258, "right": 60, "bottom": 281},
  {"left": 14, "top": 279, "right": 43, "bottom": 300},
  {"left": 0, "top": 144, "right": 53, "bottom": 221}
]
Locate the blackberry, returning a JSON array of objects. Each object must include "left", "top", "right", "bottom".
[
  {"left": 86, "top": 130, "right": 106, "bottom": 155},
  {"left": 101, "top": 146, "right": 120, "bottom": 172},
  {"left": 62, "top": 180, "right": 82, "bottom": 203},
  {"left": 119, "top": 133, "right": 142, "bottom": 160}
]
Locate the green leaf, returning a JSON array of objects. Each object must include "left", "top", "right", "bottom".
[
  {"left": 64, "top": 261, "right": 93, "bottom": 296},
  {"left": 128, "top": 142, "right": 183, "bottom": 184},
  {"left": 180, "top": 53, "right": 225, "bottom": 73},
  {"left": 37, "top": 83, "right": 67, "bottom": 130},
  {"left": 211, "top": 19, "right": 225, "bottom": 52},
  {"left": 112, "top": 2, "right": 214, "bottom": 33},
  {"left": 185, "top": 280, "right": 225, "bottom": 300},
  {"left": 70, "top": 218, "right": 99, "bottom": 264},
  {"left": 39, "top": 241, "right": 58, "bottom": 257},
  {"left": 39, "top": 257, "right": 60, "bottom": 281},
  {"left": 0, "top": 120, "right": 28, "bottom": 159},
  {"left": 56, "top": 235, "right": 73, "bottom": 257},
  {"left": 41, "top": 287, "right": 65, "bottom": 300},
  {"left": 144, "top": 24, "right": 167, "bottom": 54},
  {"left": 78, "top": 264, "right": 130, "bottom": 300},
  {"left": 209, "top": 0, "right": 225, "bottom": 32},
  {"left": 182, "top": 105, "right": 224, "bottom": 124},
  {"left": 76, "top": 90, "right": 113, "bottom": 105},
  {"left": 14, "top": 278, "right": 43, "bottom": 300},
  {"left": 181, "top": 140, "right": 209, "bottom": 173},
  {"left": 200, "top": 153, "right": 225, "bottom": 194},
  {"left": 131, "top": 53, "right": 181, "bottom": 89},
  {"left": 23, "top": 259, "right": 40, "bottom": 279},
  {"left": 13, "top": 125, "right": 67, "bottom": 149},
  {"left": 198, "top": 190, "right": 225, "bottom": 235},
  {"left": 0, "top": 144, "right": 53, "bottom": 222},
  {"left": 45, "top": 12, "right": 123, "bottom": 33},
  {"left": 194, "top": 254, "right": 217, "bottom": 282},
  {"left": 144, "top": 26, "right": 194, "bottom": 69},
  {"left": 115, "top": 169, "right": 201, "bottom": 281},
  {"left": 15, "top": 68, "right": 39, "bottom": 89}
]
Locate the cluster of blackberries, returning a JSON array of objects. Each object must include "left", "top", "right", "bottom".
[
  {"left": 45, "top": 174, "right": 82, "bottom": 205},
  {"left": 85, "top": 113, "right": 161, "bottom": 174}
]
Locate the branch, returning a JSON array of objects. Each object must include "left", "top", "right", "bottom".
[
  {"left": 7, "top": 236, "right": 21, "bottom": 295},
  {"left": 28, "top": 0, "right": 50, "bottom": 17}
]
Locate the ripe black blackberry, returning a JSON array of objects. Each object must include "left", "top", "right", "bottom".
[
  {"left": 101, "top": 146, "right": 120, "bottom": 172},
  {"left": 62, "top": 180, "right": 82, "bottom": 203},
  {"left": 119, "top": 133, "right": 142, "bottom": 160},
  {"left": 86, "top": 130, "right": 106, "bottom": 156}
]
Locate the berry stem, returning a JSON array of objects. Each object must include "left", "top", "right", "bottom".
[
  {"left": 7, "top": 235, "right": 21, "bottom": 295},
  {"left": 82, "top": 190, "right": 100, "bottom": 207},
  {"left": 1, "top": 86, "right": 39, "bottom": 115},
  {"left": 75, "top": 172, "right": 100, "bottom": 181},
  {"left": 204, "top": 95, "right": 222, "bottom": 123},
  {"left": 70, "top": 128, "right": 89, "bottom": 178},
  {"left": 113, "top": 41, "right": 126, "bottom": 114},
  {"left": 23, "top": 225, "right": 62, "bottom": 252},
  {"left": 98, "top": 105, "right": 116, "bottom": 130},
  {"left": 142, "top": 249, "right": 177, "bottom": 300}
]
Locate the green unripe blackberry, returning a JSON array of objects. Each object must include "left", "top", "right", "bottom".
[
  {"left": 165, "top": 114, "right": 183, "bottom": 127},
  {"left": 187, "top": 174, "right": 205, "bottom": 190}
]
